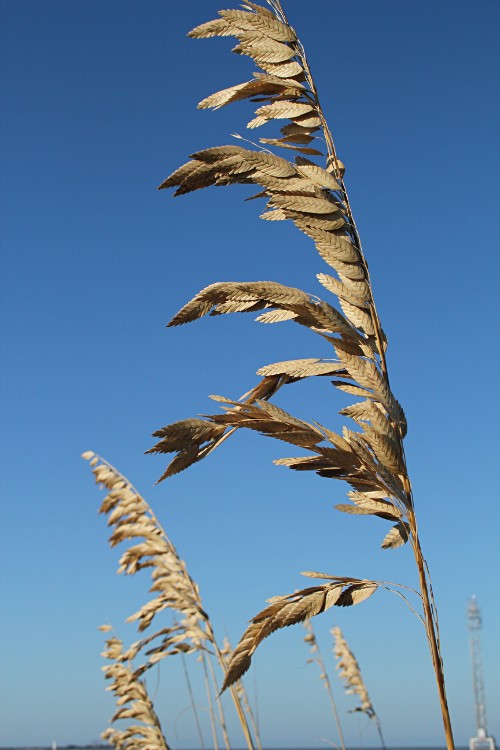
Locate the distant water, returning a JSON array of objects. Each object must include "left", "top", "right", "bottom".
[{"left": 0, "top": 748, "right": 470, "bottom": 750}]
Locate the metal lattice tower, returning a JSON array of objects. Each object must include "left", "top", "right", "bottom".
[{"left": 468, "top": 595, "right": 495, "bottom": 749}]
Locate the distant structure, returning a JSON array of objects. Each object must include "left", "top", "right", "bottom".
[{"left": 468, "top": 596, "right": 495, "bottom": 750}]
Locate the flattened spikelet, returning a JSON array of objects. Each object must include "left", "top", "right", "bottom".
[
  {"left": 253, "top": 173, "right": 319, "bottom": 194},
  {"left": 260, "top": 136, "right": 323, "bottom": 156},
  {"left": 239, "top": 150, "right": 297, "bottom": 176},
  {"left": 361, "top": 424, "right": 404, "bottom": 475},
  {"left": 167, "top": 280, "right": 316, "bottom": 327},
  {"left": 287, "top": 211, "right": 346, "bottom": 230},
  {"left": 191, "top": 145, "right": 248, "bottom": 162},
  {"left": 381, "top": 522, "right": 410, "bottom": 549},
  {"left": 317, "top": 274, "right": 369, "bottom": 306},
  {"left": 242, "top": 2, "right": 275, "bottom": 19},
  {"left": 257, "top": 358, "right": 345, "bottom": 378},
  {"left": 222, "top": 576, "right": 379, "bottom": 691},
  {"left": 233, "top": 37, "right": 296, "bottom": 64},
  {"left": 219, "top": 9, "right": 297, "bottom": 42},
  {"left": 269, "top": 192, "right": 342, "bottom": 215},
  {"left": 188, "top": 17, "right": 235, "bottom": 39},
  {"left": 248, "top": 100, "right": 314, "bottom": 128},
  {"left": 290, "top": 112, "right": 322, "bottom": 128},
  {"left": 338, "top": 299, "right": 376, "bottom": 335},
  {"left": 302, "top": 232, "right": 360, "bottom": 263},
  {"left": 149, "top": 418, "right": 225, "bottom": 453},
  {"left": 295, "top": 160, "right": 341, "bottom": 190},
  {"left": 336, "top": 582, "right": 378, "bottom": 607},
  {"left": 158, "top": 161, "right": 200, "bottom": 190},
  {"left": 259, "top": 207, "right": 288, "bottom": 220},
  {"left": 255, "top": 308, "right": 297, "bottom": 323},
  {"left": 253, "top": 59, "right": 304, "bottom": 79},
  {"left": 198, "top": 79, "right": 286, "bottom": 109},
  {"left": 335, "top": 348, "right": 407, "bottom": 433}
]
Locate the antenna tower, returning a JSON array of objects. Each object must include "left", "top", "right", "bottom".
[{"left": 468, "top": 596, "right": 495, "bottom": 750}]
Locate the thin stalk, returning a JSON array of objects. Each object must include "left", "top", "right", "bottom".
[
  {"left": 253, "top": 672, "right": 260, "bottom": 742},
  {"left": 235, "top": 680, "right": 262, "bottom": 750},
  {"left": 180, "top": 652, "right": 206, "bottom": 750},
  {"left": 412, "top": 529, "right": 455, "bottom": 749},
  {"left": 226, "top": 684, "right": 257, "bottom": 750},
  {"left": 201, "top": 653, "right": 223, "bottom": 750},
  {"left": 323, "top": 676, "right": 346, "bottom": 750},
  {"left": 221, "top": 637, "right": 263, "bottom": 750},
  {"left": 204, "top": 652, "right": 233, "bottom": 750},
  {"left": 304, "top": 622, "right": 345, "bottom": 750},
  {"left": 200, "top": 614, "right": 257, "bottom": 750},
  {"left": 374, "top": 715, "right": 386, "bottom": 750}
]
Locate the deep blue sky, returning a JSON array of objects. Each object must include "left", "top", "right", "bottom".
[{"left": 1, "top": 1, "right": 499, "bottom": 747}]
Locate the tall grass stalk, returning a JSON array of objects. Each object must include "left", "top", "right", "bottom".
[
  {"left": 221, "top": 638, "right": 262, "bottom": 748},
  {"left": 82, "top": 451, "right": 258, "bottom": 749},
  {"left": 303, "top": 621, "right": 345, "bottom": 750},
  {"left": 180, "top": 651, "right": 208, "bottom": 750},
  {"left": 146, "top": 1, "right": 454, "bottom": 744}
]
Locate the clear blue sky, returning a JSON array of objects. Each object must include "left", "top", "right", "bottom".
[{"left": 1, "top": 1, "right": 499, "bottom": 747}]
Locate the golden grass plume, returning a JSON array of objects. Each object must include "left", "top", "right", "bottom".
[
  {"left": 101, "top": 633, "right": 170, "bottom": 750},
  {"left": 148, "top": 1, "right": 454, "bottom": 745},
  {"left": 332, "top": 626, "right": 386, "bottom": 749},
  {"left": 82, "top": 451, "right": 259, "bottom": 750}
]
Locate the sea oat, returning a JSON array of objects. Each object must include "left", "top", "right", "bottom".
[
  {"left": 82, "top": 451, "right": 258, "bottom": 750},
  {"left": 148, "top": 1, "right": 454, "bottom": 744},
  {"left": 332, "top": 626, "right": 386, "bottom": 749}
]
